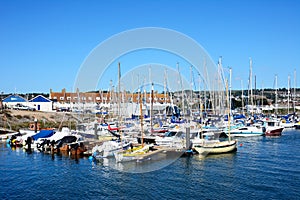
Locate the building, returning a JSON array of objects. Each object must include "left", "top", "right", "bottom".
[
  {"left": 2, "top": 94, "right": 28, "bottom": 109},
  {"left": 49, "top": 88, "right": 171, "bottom": 104},
  {"left": 29, "top": 95, "right": 53, "bottom": 112},
  {"left": 2, "top": 94, "right": 53, "bottom": 112}
]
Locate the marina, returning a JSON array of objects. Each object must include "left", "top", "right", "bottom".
[
  {"left": 1, "top": 129, "right": 299, "bottom": 199},
  {"left": 1, "top": 1, "right": 300, "bottom": 199},
  {"left": 0, "top": 56, "right": 299, "bottom": 196}
]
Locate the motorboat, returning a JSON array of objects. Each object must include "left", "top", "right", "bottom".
[
  {"left": 194, "top": 132, "right": 237, "bottom": 156},
  {"left": 228, "top": 124, "right": 265, "bottom": 137},
  {"left": 265, "top": 120, "right": 284, "bottom": 136},
  {"left": 92, "top": 140, "right": 132, "bottom": 159}
]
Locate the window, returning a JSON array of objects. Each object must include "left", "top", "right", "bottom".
[{"left": 60, "top": 97, "right": 64, "bottom": 100}]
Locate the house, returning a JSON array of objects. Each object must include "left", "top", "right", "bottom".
[
  {"left": 29, "top": 95, "right": 53, "bottom": 112},
  {"left": 2, "top": 94, "right": 28, "bottom": 109}
]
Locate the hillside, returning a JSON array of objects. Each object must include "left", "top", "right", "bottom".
[{"left": 0, "top": 109, "right": 82, "bottom": 132}]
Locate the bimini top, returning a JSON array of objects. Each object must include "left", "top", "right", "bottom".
[{"left": 32, "top": 130, "right": 55, "bottom": 141}]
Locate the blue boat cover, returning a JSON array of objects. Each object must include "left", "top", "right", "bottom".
[{"left": 32, "top": 130, "right": 55, "bottom": 140}]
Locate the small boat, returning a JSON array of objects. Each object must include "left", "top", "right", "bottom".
[
  {"left": 54, "top": 134, "right": 86, "bottom": 155},
  {"left": 34, "top": 127, "right": 72, "bottom": 151},
  {"left": 280, "top": 119, "right": 295, "bottom": 129},
  {"left": 155, "top": 130, "right": 186, "bottom": 149},
  {"left": 113, "top": 144, "right": 154, "bottom": 163},
  {"left": 265, "top": 120, "right": 284, "bottom": 136},
  {"left": 228, "top": 124, "right": 265, "bottom": 137},
  {"left": 1, "top": 131, "right": 19, "bottom": 141},
  {"left": 194, "top": 132, "right": 237, "bottom": 156},
  {"left": 92, "top": 140, "right": 132, "bottom": 159},
  {"left": 294, "top": 122, "right": 300, "bottom": 129}
]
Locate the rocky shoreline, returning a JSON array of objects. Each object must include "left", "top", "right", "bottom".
[{"left": 0, "top": 109, "right": 82, "bottom": 133}]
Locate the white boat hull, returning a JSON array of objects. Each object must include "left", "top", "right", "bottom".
[
  {"left": 229, "top": 132, "right": 264, "bottom": 137},
  {"left": 228, "top": 125, "right": 265, "bottom": 137},
  {"left": 194, "top": 140, "right": 237, "bottom": 155}
]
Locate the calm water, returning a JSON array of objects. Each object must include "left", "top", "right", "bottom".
[{"left": 1, "top": 129, "right": 300, "bottom": 200}]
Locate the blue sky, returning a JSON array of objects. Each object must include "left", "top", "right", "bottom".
[{"left": 1, "top": 0, "right": 299, "bottom": 94}]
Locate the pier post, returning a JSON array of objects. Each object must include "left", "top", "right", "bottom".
[
  {"left": 186, "top": 126, "right": 190, "bottom": 149},
  {"left": 34, "top": 118, "right": 38, "bottom": 133},
  {"left": 94, "top": 123, "right": 98, "bottom": 139}
]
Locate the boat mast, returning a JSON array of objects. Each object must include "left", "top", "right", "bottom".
[
  {"left": 190, "top": 65, "right": 193, "bottom": 110},
  {"left": 226, "top": 79, "right": 231, "bottom": 142},
  {"left": 261, "top": 81, "right": 264, "bottom": 113},
  {"left": 241, "top": 79, "right": 245, "bottom": 116},
  {"left": 275, "top": 74, "right": 278, "bottom": 115},
  {"left": 198, "top": 72, "right": 202, "bottom": 120},
  {"left": 139, "top": 88, "right": 144, "bottom": 147},
  {"left": 229, "top": 67, "right": 232, "bottom": 118},
  {"left": 217, "top": 57, "right": 222, "bottom": 115},
  {"left": 118, "top": 62, "right": 121, "bottom": 116},
  {"left": 177, "top": 62, "right": 185, "bottom": 117},
  {"left": 203, "top": 58, "right": 207, "bottom": 113},
  {"left": 288, "top": 74, "right": 290, "bottom": 114},
  {"left": 249, "top": 57, "right": 254, "bottom": 115},
  {"left": 215, "top": 57, "right": 222, "bottom": 115},
  {"left": 118, "top": 62, "right": 122, "bottom": 142},
  {"left": 164, "top": 68, "right": 167, "bottom": 105},
  {"left": 149, "top": 67, "right": 153, "bottom": 134},
  {"left": 294, "top": 69, "right": 296, "bottom": 113},
  {"left": 150, "top": 83, "right": 154, "bottom": 134}
]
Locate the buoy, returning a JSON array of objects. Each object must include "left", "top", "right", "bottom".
[
  {"left": 240, "top": 143, "right": 243, "bottom": 147},
  {"left": 88, "top": 156, "right": 94, "bottom": 162}
]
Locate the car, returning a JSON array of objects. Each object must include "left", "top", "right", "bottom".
[
  {"left": 56, "top": 107, "right": 69, "bottom": 112},
  {"left": 13, "top": 103, "right": 36, "bottom": 111}
]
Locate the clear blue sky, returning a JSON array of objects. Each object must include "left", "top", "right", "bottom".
[{"left": 1, "top": 0, "right": 299, "bottom": 93}]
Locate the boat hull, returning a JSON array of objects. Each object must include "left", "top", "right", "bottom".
[
  {"left": 194, "top": 140, "right": 237, "bottom": 155},
  {"left": 265, "top": 127, "right": 284, "bottom": 136},
  {"left": 229, "top": 132, "right": 264, "bottom": 137}
]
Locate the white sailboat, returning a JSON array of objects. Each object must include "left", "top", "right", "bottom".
[
  {"left": 113, "top": 83, "right": 155, "bottom": 163},
  {"left": 194, "top": 74, "right": 237, "bottom": 156},
  {"left": 91, "top": 62, "right": 133, "bottom": 160}
]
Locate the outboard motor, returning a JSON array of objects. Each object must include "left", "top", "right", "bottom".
[{"left": 25, "top": 136, "right": 32, "bottom": 153}]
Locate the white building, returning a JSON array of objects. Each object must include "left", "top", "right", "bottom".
[{"left": 28, "top": 95, "right": 53, "bottom": 112}]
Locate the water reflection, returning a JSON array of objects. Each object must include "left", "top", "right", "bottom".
[{"left": 92, "top": 151, "right": 186, "bottom": 173}]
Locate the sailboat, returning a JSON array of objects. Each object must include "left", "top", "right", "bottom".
[
  {"left": 193, "top": 132, "right": 237, "bottom": 155},
  {"left": 113, "top": 83, "right": 157, "bottom": 163},
  {"left": 194, "top": 74, "right": 237, "bottom": 156},
  {"left": 91, "top": 62, "right": 133, "bottom": 160}
]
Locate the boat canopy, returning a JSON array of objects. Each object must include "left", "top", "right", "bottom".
[{"left": 32, "top": 130, "right": 55, "bottom": 141}]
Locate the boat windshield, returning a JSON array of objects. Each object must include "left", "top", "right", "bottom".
[
  {"left": 164, "top": 131, "right": 177, "bottom": 137},
  {"left": 203, "top": 132, "right": 219, "bottom": 140}
]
